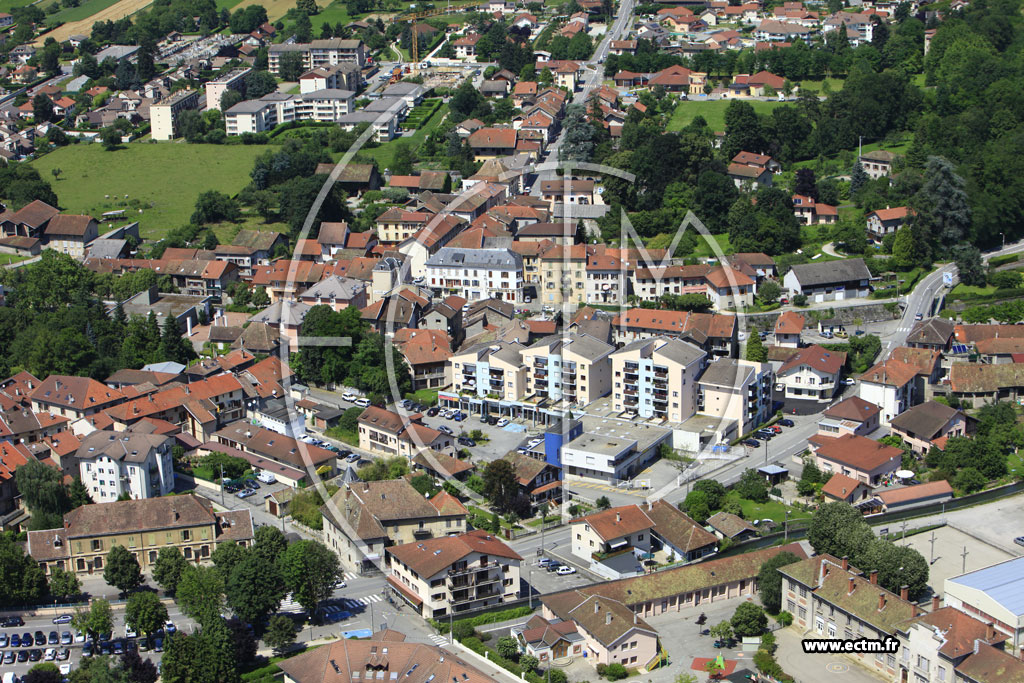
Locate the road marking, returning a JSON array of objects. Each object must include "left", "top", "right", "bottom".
[{"left": 429, "top": 634, "right": 449, "bottom": 646}]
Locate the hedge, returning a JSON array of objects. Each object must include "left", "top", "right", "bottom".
[{"left": 430, "top": 605, "right": 535, "bottom": 633}]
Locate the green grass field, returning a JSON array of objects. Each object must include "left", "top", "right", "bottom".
[
  {"left": 727, "top": 494, "right": 812, "bottom": 525},
  {"left": 347, "top": 102, "right": 449, "bottom": 170},
  {"left": 215, "top": 0, "right": 245, "bottom": 8},
  {"left": 0, "top": 0, "right": 34, "bottom": 12},
  {"left": 312, "top": 1, "right": 351, "bottom": 30},
  {"left": 797, "top": 77, "right": 845, "bottom": 93},
  {"left": 44, "top": 0, "right": 126, "bottom": 27},
  {"left": 667, "top": 98, "right": 784, "bottom": 132},
  {"left": 32, "top": 142, "right": 269, "bottom": 239},
  {"left": 950, "top": 282, "right": 998, "bottom": 300}
]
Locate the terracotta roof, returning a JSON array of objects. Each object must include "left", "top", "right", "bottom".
[
  {"left": 974, "top": 337, "right": 1024, "bottom": 355},
  {"left": 9, "top": 200, "right": 58, "bottom": 229},
  {"left": 61, "top": 494, "right": 219, "bottom": 538},
  {"left": 955, "top": 642, "right": 1024, "bottom": 683},
  {"left": 0, "top": 440, "right": 30, "bottom": 482},
  {"left": 322, "top": 479, "right": 465, "bottom": 542},
  {"left": 705, "top": 265, "right": 754, "bottom": 289},
  {"left": 276, "top": 638, "right": 492, "bottom": 683},
  {"left": 386, "top": 529, "right": 521, "bottom": 578},
  {"left": 44, "top": 214, "right": 94, "bottom": 237},
  {"left": 877, "top": 480, "right": 953, "bottom": 506},
  {"left": 859, "top": 359, "right": 918, "bottom": 387},
  {"left": 732, "top": 151, "right": 774, "bottom": 167},
  {"left": 468, "top": 127, "right": 517, "bottom": 149},
  {"left": 823, "top": 396, "right": 880, "bottom": 422},
  {"left": 572, "top": 504, "right": 655, "bottom": 541},
  {"left": 31, "top": 375, "right": 125, "bottom": 411},
  {"left": 778, "top": 344, "right": 846, "bottom": 376},
  {"left": 867, "top": 206, "right": 909, "bottom": 222},
  {"left": 428, "top": 490, "right": 469, "bottom": 516},
  {"left": 774, "top": 311, "right": 805, "bottom": 335},
  {"left": 815, "top": 434, "right": 902, "bottom": 473},
  {"left": 954, "top": 324, "right": 1024, "bottom": 344},
  {"left": 886, "top": 346, "right": 940, "bottom": 375},
  {"left": 705, "top": 511, "right": 757, "bottom": 538},
  {"left": 889, "top": 401, "right": 962, "bottom": 440},
  {"left": 821, "top": 472, "right": 865, "bottom": 500}
]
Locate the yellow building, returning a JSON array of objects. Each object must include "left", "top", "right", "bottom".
[{"left": 27, "top": 494, "right": 253, "bottom": 576}]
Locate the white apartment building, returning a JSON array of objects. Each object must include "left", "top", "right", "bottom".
[
  {"left": 76, "top": 430, "right": 174, "bottom": 501},
  {"left": 268, "top": 39, "right": 367, "bottom": 75},
  {"left": 425, "top": 247, "right": 525, "bottom": 303},
  {"left": 610, "top": 336, "right": 707, "bottom": 422},
  {"left": 449, "top": 341, "right": 527, "bottom": 403},
  {"left": 225, "top": 90, "right": 355, "bottom": 135},
  {"left": 697, "top": 358, "right": 773, "bottom": 436},
  {"left": 385, "top": 530, "right": 522, "bottom": 618},
  {"left": 776, "top": 344, "right": 846, "bottom": 402},
  {"left": 205, "top": 67, "right": 250, "bottom": 111},
  {"left": 150, "top": 89, "right": 200, "bottom": 140},
  {"left": 520, "top": 334, "right": 614, "bottom": 406}
]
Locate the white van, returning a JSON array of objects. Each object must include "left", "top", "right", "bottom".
[{"left": 5, "top": 671, "right": 20, "bottom": 683}]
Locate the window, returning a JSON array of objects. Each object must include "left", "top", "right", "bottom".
[
  {"left": 182, "top": 530, "right": 190, "bottom": 541},
  {"left": 917, "top": 656, "right": 929, "bottom": 672},
  {"left": 938, "top": 666, "right": 946, "bottom": 681},
  {"left": 887, "top": 655, "right": 896, "bottom": 668}
]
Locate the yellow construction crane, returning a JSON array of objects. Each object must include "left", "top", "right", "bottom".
[{"left": 395, "top": 6, "right": 452, "bottom": 71}]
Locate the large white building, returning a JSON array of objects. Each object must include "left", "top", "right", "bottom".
[
  {"left": 225, "top": 89, "right": 355, "bottom": 135},
  {"left": 268, "top": 39, "right": 368, "bottom": 74},
  {"left": 150, "top": 89, "right": 200, "bottom": 140},
  {"left": 425, "top": 247, "right": 525, "bottom": 303},
  {"left": 945, "top": 557, "right": 1024, "bottom": 658},
  {"left": 76, "top": 430, "right": 175, "bottom": 501},
  {"left": 205, "top": 68, "right": 250, "bottom": 111}
]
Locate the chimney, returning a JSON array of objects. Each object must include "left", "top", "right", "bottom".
[
  {"left": 900, "top": 585, "right": 909, "bottom": 601},
  {"left": 878, "top": 593, "right": 886, "bottom": 611},
  {"left": 594, "top": 601, "right": 599, "bottom": 614},
  {"left": 932, "top": 596, "right": 941, "bottom": 611},
  {"left": 616, "top": 512, "right": 621, "bottom": 523},
  {"left": 974, "top": 639, "right": 982, "bottom": 655},
  {"left": 987, "top": 624, "right": 997, "bottom": 641},
  {"left": 848, "top": 577, "right": 855, "bottom": 595},
  {"left": 841, "top": 556, "right": 849, "bottom": 570},
  {"left": 870, "top": 570, "right": 878, "bottom": 585},
  {"left": 633, "top": 612, "right": 637, "bottom": 625},
  {"left": 605, "top": 611, "right": 612, "bottom": 626}
]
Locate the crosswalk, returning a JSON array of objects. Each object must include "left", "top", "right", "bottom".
[
  {"left": 277, "top": 590, "right": 383, "bottom": 613},
  {"left": 429, "top": 634, "right": 450, "bottom": 646}
]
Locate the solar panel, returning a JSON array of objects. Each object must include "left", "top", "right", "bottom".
[{"left": 952, "top": 344, "right": 969, "bottom": 354}]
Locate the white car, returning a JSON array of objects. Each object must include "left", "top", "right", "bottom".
[
  {"left": 342, "top": 392, "right": 357, "bottom": 402},
  {"left": 75, "top": 631, "right": 85, "bottom": 643},
  {"left": 60, "top": 664, "right": 71, "bottom": 676},
  {"left": 555, "top": 566, "right": 576, "bottom": 575},
  {"left": 496, "top": 418, "right": 510, "bottom": 427},
  {"left": 257, "top": 471, "right": 276, "bottom": 484},
  {"left": 44, "top": 648, "right": 56, "bottom": 661},
  {"left": 125, "top": 625, "right": 137, "bottom": 639},
  {"left": 842, "top": 378, "right": 856, "bottom": 386},
  {"left": 354, "top": 398, "right": 371, "bottom": 408}
]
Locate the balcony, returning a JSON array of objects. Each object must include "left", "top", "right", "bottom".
[
  {"left": 535, "top": 369, "right": 547, "bottom": 379},
  {"left": 624, "top": 397, "right": 639, "bottom": 407},
  {"left": 624, "top": 372, "right": 639, "bottom": 382},
  {"left": 489, "top": 369, "right": 504, "bottom": 378},
  {"left": 624, "top": 362, "right": 639, "bottom": 371},
  {"left": 412, "top": 528, "right": 432, "bottom": 537},
  {"left": 563, "top": 376, "right": 575, "bottom": 386},
  {"left": 463, "top": 365, "right": 476, "bottom": 375},
  {"left": 624, "top": 387, "right": 638, "bottom": 396},
  {"left": 534, "top": 360, "right": 546, "bottom": 369}
]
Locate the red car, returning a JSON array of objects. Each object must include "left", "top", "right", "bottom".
[{"left": 768, "top": 425, "right": 783, "bottom": 434}]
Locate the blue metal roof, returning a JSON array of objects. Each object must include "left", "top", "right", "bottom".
[{"left": 948, "top": 557, "right": 1024, "bottom": 616}]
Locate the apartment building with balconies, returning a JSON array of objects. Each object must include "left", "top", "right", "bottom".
[
  {"left": 449, "top": 341, "right": 527, "bottom": 403},
  {"left": 76, "top": 429, "right": 174, "bottom": 501},
  {"left": 385, "top": 530, "right": 522, "bottom": 618},
  {"left": 610, "top": 337, "right": 707, "bottom": 422},
  {"left": 697, "top": 358, "right": 773, "bottom": 436},
  {"left": 521, "top": 334, "right": 614, "bottom": 406}
]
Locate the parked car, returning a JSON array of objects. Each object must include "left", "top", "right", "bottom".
[
  {"left": 487, "top": 416, "right": 498, "bottom": 425},
  {"left": 52, "top": 615, "right": 72, "bottom": 625},
  {"left": 842, "top": 378, "right": 856, "bottom": 386},
  {"left": 555, "top": 565, "right": 576, "bottom": 575},
  {"left": 44, "top": 648, "right": 56, "bottom": 661},
  {"left": 3, "top": 650, "right": 13, "bottom": 664},
  {"left": 0, "top": 634, "right": 7, "bottom": 648},
  {"left": 9, "top": 635, "right": 19, "bottom": 649},
  {"left": 4, "top": 618, "right": 22, "bottom": 628},
  {"left": 821, "top": 330, "right": 833, "bottom": 339},
  {"left": 245, "top": 479, "right": 260, "bottom": 490},
  {"left": 153, "top": 637, "right": 164, "bottom": 653},
  {"left": 537, "top": 557, "right": 552, "bottom": 566},
  {"left": 29, "top": 648, "right": 42, "bottom": 661},
  {"left": 767, "top": 425, "right": 782, "bottom": 434},
  {"left": 545, "top": 562, "right": 563, "bottom": 573},
  {"left": 47, "top": 632, "right": 58, "bottom": 645},
  {"left": 496, "top": 418, "right": 509, "bottom": 427},
  {"left": 452, "top": 412, "right": 464, "bottom": 422},
  {"left": 354, "top": 398, "right": 371, "bottom": 408},
  {"left": 346, "top": 453, "right": 361, "bottom": 463},
  {"left": 426, "top": 407, "right": 440, "bottom": 417},
  {"left": 16, "top": 650, "right": 27, "bottom": 663},
  {"left": 777, "top": 418, "right": 795, "bottom": 427},
  {"left": 438, "top": 425, "right": 454, "bottom": 435},
  {"left": 33, "top": 632, "right": 44, "bottom": 646},
  {"left": 742, "top": 439, "right": 760, "bottom": 448},
  {"left": 1014, "top": 536, "right": 1024, "bottom": 547},
  {"left": 112, "top": 640, "right": 124, "bottom": 655},
  {"left": 236, "top": 489, "right": 256, "bottom": 499},
  {"left": 60, "top": 632, "right": 71, "bottom": 645},
  {"left": 164, "top": 622, "right": 176, "bottom": 635},
  {"left": 81, "top": 644, "right": 93, "bottom": 658},
  {"left": 835, "top": 330, "right": 849, "bottom": 338},
  {"left": 342, "top": 392, "right": 357, "bottom": 402},
  {"left": 457, "top": 437, "right": 476, "bottom": 447}
]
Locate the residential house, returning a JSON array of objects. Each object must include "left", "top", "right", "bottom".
[
  {"left": 512, "top": 615, "right": 586, "bottom": 664},
  {"left": 888, "top": 401, "right": 968, "bottom": 454},
  {"left": 453, "top": 34, "right": 481, "bottom": 59},
  {"left": 727, "top": 163, "right": 773, "bottom": 189},
  {"left": 541, "top": 592, "right": 659, "bottom": 668},
  {"left": 817, "top": 395, "right": 881, "bottom": 439},
  {"left": 321, "top": 479, "right": 468, "bottom": 574},
  {"left": 774, "top": 311, "right": 805, "bottom": 348},
  {"left": 27, "top": 494, "right": 253, "bottom": 575},
  {"left": 906, "top": 317, "right": 955, "bottom": 352},
  {"left": 267, "top": 39, "right": 367, "bottom": 74},
  {"left": 31, "top": 375, "right": 125, "bottom": 420},
  {"left": 705, "top": 511, "right": 759, "bottom": 542},
  {"left": 76, "top": 430, "right": 174, "bottom": 501},
  {"left": 468, "top": 128, "right": 518, "bottom": 160},
  {"left": 520, "top": 333, "right": 614, "bottom": 407},
  {"left": 357, "top": 406, "right": 453, "bottom": 458},
  {"left": 503, "top": 452, "right": 562, "bottom": 509},
  {"left": 792, "top": 194, "right": 838, "bottom": 225},
  {"left": 385, "top": 530, "right": 522, "bottom": 618},
  {"left": 859, "top": 359, "right": 919, "bottom": 425},
  {"left": 392, "top": 328, "right": 453, "bottom": 391},
  {"left": 424, "top": 247, "right": 525, "bottom": 303},
  {"left": 776, "top": 344, "right": 846, "bottom": 402},
  {"left": 610, "top": 308, "right": 738, "bottom": 358},
  {"left": 43, "top": 215, "right": 98, "bottom": 258},
  {"left": 297, "top": 275, "right": 367, "bottom": 311},
  {"left": 697, "top": 357, "right": 774, "bottom": 437},
  {"left": 859, "top": 150, "right": 896, "bottom": 180},
  {"left": 876, "top": 480, "right": 954, "bottom": 513},
  {"left": 783, "top": 258, "right": 873, "bottom": 302},
  {"left": 866, "top": 206, "right": 910, "bottom": 241},
  {"left": 813, "top": 433, "right": 902, "bottom": 486},
  {"left": 821, "top": 472, "right": 873, "bottom": 504}
]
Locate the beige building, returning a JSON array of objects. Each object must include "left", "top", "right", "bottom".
[
  {"left": 26, "top": 495, "right": 253, "bottom": 575},
  {"left": 357, "top": 405, "right": 453, "bottom": 458},
  {"left": 385, "top": 529, "right": 522, "bottom": 618},
  {"left": 520, "top": 334, "right": 614, "bottom": 406},
  {"left": 450, "top": 341, "right": 527, "bottom": 402},
  {"left": 322, "top": 480, "right": 468, "bottom": 575},
  {"left": 150, "top": 89, "right": 200, "bottom": 140},
  {"left": 610, "top": 336, "right": 706, "bottom": 422},
  {"left": 697, "top": 357, "right": 773, "bottom": 436},
  {"left": 888, "top": 401, "right": 967, "bottom": 454},
  {"left": 205, "top": 67, "right": 250, "bottom": 111},
  {"left": 44, "top": 215, "right": 98, "bottom": 259},
  {"left": 776, "top": 344, "right": 847, "bottom": 402},
  {"left": 539, "top": 243, "right": 589, "bottom": 306},
  {"left": 541, "top": 592, "right": 659, "bottom": 668}
]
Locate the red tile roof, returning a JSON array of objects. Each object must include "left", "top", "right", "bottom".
[{"left": 815, "top": 434, "right": 902, "bottom": 473}]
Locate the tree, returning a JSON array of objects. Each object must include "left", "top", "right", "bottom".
[
  {"left": 175, "top": 565, "right": 225, "bottom": 627},
  {"left": 23, "top": 663, "right": 61, "bottom": 683},
  {"left": 32, "top": 95, "right": 55, "bottom": 123},
  {"left": 953, "top": 244, "right": 986, "bottom": 287},
  {"left": 16, "top": 458, "right": 71, "bottom": 530},
  {"left": 279, "top": 51, "right": 305, "bottom": 81},
  {"left": 731, "top": 601, "right": 767, "bottom": 637},
  {"left": 159, "top": 314, "right": 196, "bottom": 365},
  {"left": 916, "top": 156, "right": 971, "bottom": 249},
  {"left": 559, "top": 103, "right": 595, "bottom": 163},
  {"left": 211, "top": 541, "right": 248, "bottom": 579},
  {"left": 808, "top": 502, "right": 874, "bottom": 560},
  {"left": 709, "top": 621, "right": 733, "bottom": 644},
  {"left": 245, "top": 70, "right": 278, "bottom": 98},
  {"left": 296, "top": 0, "right": 318, "bottom": 13},
  {"left": 120, "top": 647, "right": 158, "bottom": 683},
  {"left": 153, "top": 547, "right": 189, "bottom": 595},
  {"left": 294, "top": 11, "right": 313, "bottom": 42},
  {"left": 794, "top": 168, "right": 817, "bottom": 200},
  {"left": 100, "top": 126, "right": 122, "bottom": 151},
  {"left": 49, "top": 566, "right": 80, "bottom": 600},
  {"left": 595, "top": 495, "right": 611, "bottom": 510},
  {"left": 0, "top": 534, "right": 47, "bottom": 606},
  {"left": 161, "top": 619, "right": 240, "bottom": 683},
  {"left": 860, "top": 538, "right": 929, "bottom": 599},
  {"left": 126, "top": 591, "right": 168, "bottom": 637},
  {"left": 68, "top": 478, "right": 92, "bottom": 508},
  {"left": 72, "top": 599, "right": 112, "bottom": 643},
  {"left": 103, "top": 544, "right": 143, "bottom": 595},
  {"left": 482, "top": 459, "right": 521, "bottom": 514},
  {"left": 850, "top": 161, "right": 868, "bottom": 197},
  {"left": 746, "top": 332, "right": 767, "bottom": 363},
  {"left": 693, "top": 479, "right": 726, "bottom": 510},
  {"left": 683, "top": 490, "right": 711, "bottom": 523},
  {"left": 253, "top": 525, "right": 288, "bottom": 564},
  {"left": 757, "top": 281, "right": 781, "bottom": 304},
  {"left": 264, "top": 614, "right": 297, "bottom": 654},
  {"left": 496, "top": 636, "right": 519, "bottom": 660},
  {"left": 736, "top": 468, "right": 769, "bottom": 503},
  {"left": 450, "top": 79, "right": 485, "bottom": 120},
  {"left": 757, "top": 551, "right": 802, "bottom": 614},
  {"left": 226, "top": 552, "right": 285, "bottom": 626},
  {"left": 192, "top": 191, "right": 240, "bottom": 225},
  {"left": 955, "top": 466, "right": 987, "bottom": 493},
  {"left": 279, "top": 539, "right": 339, "bottom": 618}
]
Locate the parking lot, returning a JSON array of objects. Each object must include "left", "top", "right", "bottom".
[
  {"left": 896, "top": 524, "right": 1015, "bottom": 595},
  {"left": 412, "top": 409, "right": 546, "bottom": 464}
]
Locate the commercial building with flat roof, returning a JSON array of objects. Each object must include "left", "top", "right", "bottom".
[{"left": 945, "top": 557, "right": 1024, "bottom": 657}]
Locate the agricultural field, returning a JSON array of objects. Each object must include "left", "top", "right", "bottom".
[
  {"left": 34, "top": 0, "right": 155, "bottom": 44},
  {"left": 796, "top": 77, "right": 845, "bottom": 93},
  {"left": 32, "top": 142, "right": 268, "bottom": 239},
  {"left": 44, "top": 0, "right": 127, "bottom": 28},
  {"left": 666, "top": 98, "right": 784, "bottom": 132}
]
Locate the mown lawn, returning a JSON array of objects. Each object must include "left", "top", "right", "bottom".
[
  {"left": 950, "top": 282, "right": 998, "bottom": 300},
  {"left": 312, "top": 0, "right": 351, "bottom": 30},
  {"left": 667, "top": 98, "right": 784, "bottom": 133},
  {"left": 797, "top": 77, "right": 845, "bottom": 93},
  {"left": 728, "top": 495, "right": 812, "bottom": 525},
  {"left": 32, "top": 142, "right": 269, "bottom": 239}
]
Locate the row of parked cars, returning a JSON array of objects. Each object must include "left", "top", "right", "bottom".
[
  {"left": 537, "top": 557, "right": 576, "bottom": 575},
  {"left": 741, "top": 419, "right": 794, "bottom": 447}
]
